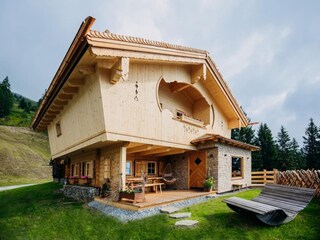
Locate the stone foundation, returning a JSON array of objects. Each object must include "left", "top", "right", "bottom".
[{"left": 63, "top": 185, "right": 99, "bottom": 202}]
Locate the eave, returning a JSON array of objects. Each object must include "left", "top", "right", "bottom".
[
  {"left": 191, "top": 134, "right": 260, "bottom": 151},
  {"left": 31, "top": 16, "right": 96, "bottom": 131}
]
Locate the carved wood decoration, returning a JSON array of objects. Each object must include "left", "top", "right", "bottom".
[
  {"left": 110, "top": 57, "right": 129, "bottom": 84},
  {"left": 191, "top": 63, "right": 206, "bottom": 84}
]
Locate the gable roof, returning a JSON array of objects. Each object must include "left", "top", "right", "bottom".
[{"left": 31, "top": 16, "right": 249, "bottom": 131}]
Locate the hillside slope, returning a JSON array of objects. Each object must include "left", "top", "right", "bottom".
[{"left": 0, "top": 126, "right": 51, "bottom": 186}]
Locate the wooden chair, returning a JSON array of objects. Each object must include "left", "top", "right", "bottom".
[{"left": 223, "top": 184, "right": 315, "bottom": 226}]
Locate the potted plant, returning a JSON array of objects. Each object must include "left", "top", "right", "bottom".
[
  {"left": 101, "top": 178, "right": 111, "bottom": 198},
  {"left": 203, "top": 177, "right": 215, "bottom": 192}
]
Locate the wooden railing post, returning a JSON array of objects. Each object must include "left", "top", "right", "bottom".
[
  {"left": 263, "top": 169, "right": 267, "bottom": 184},
  {"left": 273, "top": 169, "right": 278, "bottom": 183}
]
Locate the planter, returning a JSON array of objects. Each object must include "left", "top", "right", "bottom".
[
  {"left": 119, "top": 192, "right": 146, "bottom": 204},
  {"left": 79, "top": 178, "right": 88, "bottom": 185},
  {"left": 68, "top": 178, "right": 78, "bottom": 185},
  {"left": 204, "top": 186, "right": 213, "bottom": 192},
  {"left": 180, "top": 115, "right": 204, "bottom": 127}
]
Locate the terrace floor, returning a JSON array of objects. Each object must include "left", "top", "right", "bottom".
[{"left": 95, "top": 189, "right": 217, "bottom": 211}]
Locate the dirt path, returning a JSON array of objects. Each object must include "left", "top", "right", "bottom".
[{"left": 0, "top": 183, "right": 38, "bottom": 192}]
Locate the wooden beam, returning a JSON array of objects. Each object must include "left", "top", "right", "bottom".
[
  {"left": 50, "top": 105, "right": 64, "bottom": 111},
  {"left": 67, "top": 78, "right": 85, "bottom": 87},
  {"left": 97, "top": 60, "right": 116, "bottom": 69},
  {"left": 139, "top": 147, "right": 171, "bottom": 156},
  {"left": 78, "top": 65, "right": 95, "bottom": 75},
  {"left": 53, "top": 99, "right": 68, "bottom": 106},
  {"left": 57, "top": 93, "right": 72, "bottom": 100},
  {"left": 110, "top": 57, "right": 129, "bottom": 84},
  {"left": 62, "top": 86, "right": 78, "bottom": 94},
  {"left": 154, "top": 149, "right": 185, "bottom": 157},
  {"left": 191, "top": 63, "right": 206, "bottom": 84},
  {"left": 47, "top": 110, "right": 60, "bottom": 115},
  {"left": 127, "top": 145, "right": 152, "bottom": 154},
  {"left": 170, "top": 82, "right": 191, "bottom": 94}
]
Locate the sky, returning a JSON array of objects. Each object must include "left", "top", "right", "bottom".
[{"left": 0, "top": 0, "right": 319, "bottom": 146}]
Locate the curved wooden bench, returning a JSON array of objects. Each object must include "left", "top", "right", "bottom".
[{"left": 223, "top": 184, "right": 315, "bottom": 226}]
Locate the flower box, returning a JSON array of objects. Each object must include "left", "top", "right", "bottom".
[
  {"left": 119, "top": 192, "right": 146, "bottom": 204},
  {"left": 68, "top": 178, "right": 78, "bottom": 185},
  {"left": 180, "top": 115, "right": 204, "bottom": 127}
]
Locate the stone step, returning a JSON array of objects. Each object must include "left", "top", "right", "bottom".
[
  {"left": 175, "top": 220, "right": 199, "bottom": 227},
  {"left": 160, "top": 206, "right": 180, "bottom": 214},
  {"left": 169, "top": 212, "right": 191, "bottom": 219}
]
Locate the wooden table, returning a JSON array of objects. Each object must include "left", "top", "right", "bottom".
[{"left": 126, "top": 177, "right": 164, "bottom": 193}]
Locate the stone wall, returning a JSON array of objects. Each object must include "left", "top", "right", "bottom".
[
  {"left": 63, "top": 185, "right": 99, "bottom": 202},
  {"left": 206, "top": 148, "right": 218, "bottom": 191},
  {"left": 215, "top": 143, "right": 251, "bottom": 193},
  {"left": 100, "top": 146, "right": 121, "bottom": 201},
  {"left": 167, "top": 153, "right": 188, "bottom": 190}
]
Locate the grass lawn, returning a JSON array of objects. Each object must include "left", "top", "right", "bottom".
[{"left": 0, "top": 183, "right": 319, "bottom": 240}]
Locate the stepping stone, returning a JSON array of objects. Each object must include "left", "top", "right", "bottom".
[
  {"left": 175, "top": 220, "right": 198, "bottom": 227},
  {"left": 160, "top": 206, "right": 179, "bottom": 214},
  {"left": 169, "top": 212, "right": 191, "bottom": 219}
]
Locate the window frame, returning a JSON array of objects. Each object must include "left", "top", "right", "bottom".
[
  {"left": 231, "top": 156, "right": 244, "bottom": 179},
  {"left": 126, "top": 161, "right": 133, "bottom": 176}
]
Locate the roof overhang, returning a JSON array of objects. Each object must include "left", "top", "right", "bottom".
[
  {"left": 32, "top": 16, "right": 249, "bottom": 131},
  {"left": 191, "top": 134, "right": 260, "bottom": 151}
]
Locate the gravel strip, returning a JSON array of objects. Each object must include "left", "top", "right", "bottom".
[{"left": 88, "top": 194, "right": 216, "bottom": 222}]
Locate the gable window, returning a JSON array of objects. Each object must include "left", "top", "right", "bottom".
[
  {"left": 56, "top": 121, "right": 62, "bottom": 137},
  {"left": 232, "top": 157, "right": 243, "bottom": 178}
]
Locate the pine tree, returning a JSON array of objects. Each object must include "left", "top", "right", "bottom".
[
  {"left": 252, "top": 123, "right": 276, "bottom": 171},
  {"left": 276, "top": 126, "right": 291, "bottom": 170},
  {"left": 0, "top": 76, "right": 14, "bottom": 118},
  {"left": 303, "top": 118, "right": 320, "bottom": 169},
  {"left": 231, "top": 126, "right": 255, "bottom": 145},
  {"left": 290, "top": 138, "right": 305, "bottom": 169}
]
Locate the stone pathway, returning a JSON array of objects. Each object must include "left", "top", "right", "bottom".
[
  {"left": 169, "top": 212, "right": 191, "bottom": 219},
  {"left": 160, "top": 206, "right": 198, "bottom": 227},
  {"left": 175, "top": 220, "right": 198, "bottom": 227}
]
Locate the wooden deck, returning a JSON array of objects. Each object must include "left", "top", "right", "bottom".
[{"left": 95, "top": 190, "right": 216, "bottom": 211}]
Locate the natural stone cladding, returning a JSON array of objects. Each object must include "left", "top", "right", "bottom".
[
  {"left": 215, "top": 143, "right": 251, "bottom": 193},
  {"left": 63, "top": 185, "right": 98, "bottom": 202},
  {"left": 167, "top": 153, "right": 188, "bottom": 190}
]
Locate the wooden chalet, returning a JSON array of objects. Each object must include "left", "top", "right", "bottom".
[{"left": 32, "top": 16, "right": 259, "bottom": 203}]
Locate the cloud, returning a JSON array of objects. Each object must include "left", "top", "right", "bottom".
[{"left": 221, "top": 26, "right": 291, "bottom": 79}]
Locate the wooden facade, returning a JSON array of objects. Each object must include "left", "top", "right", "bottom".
[{"left": 32, "top": 17, "right": 259, "bottom": 198}]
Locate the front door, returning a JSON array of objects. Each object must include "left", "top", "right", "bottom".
[{"left": 189, "top": 151, "right": 207, "bottom": 188}]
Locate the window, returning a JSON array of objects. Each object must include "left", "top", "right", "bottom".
[
  {"left": 232, "top": 157, "right": 243, "bottom": 178},
  {"left": 126, "top": 161, "right": 132, "bottom": 176},
  {"left": 86, "top": 162, "right": 93, "bottom": 178},
  {"left": 81, "top": 162, "right": 86, "bottom": 176},
  {"left": 71, "top": 163, "right": 80, "bottom": 177},
  {"left": 148, "top": 162, "right": 156, "bottom": 175},
  {"left": 56, "top": 121, "right": 62, "bottom": 137}
]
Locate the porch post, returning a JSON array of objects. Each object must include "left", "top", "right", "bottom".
[{"left": 119, "top": 146, "right": 127, "bottom": 191}]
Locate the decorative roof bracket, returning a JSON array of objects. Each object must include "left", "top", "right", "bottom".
[
  {"left": 110, "top": 57, "right": 129, "bottom": 84},
  {"left": 191, "top": 63, "right": 206, "bottom": 84}
]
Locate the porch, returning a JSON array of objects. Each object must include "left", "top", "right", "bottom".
[{"left": 95, "top": 189, "right": 216, "bottom": 211}]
